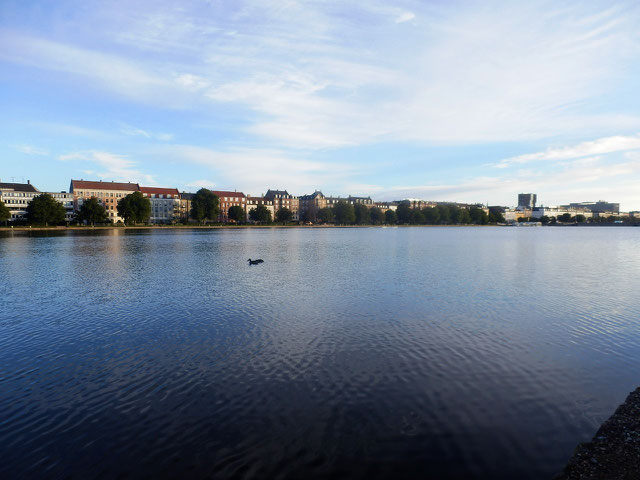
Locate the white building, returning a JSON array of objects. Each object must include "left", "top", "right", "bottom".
[
  {"left": 140, "top": 186, "right": 181, "bottom": 224},
  {"left": 1, "top": 181, "right": 74, "bottom": 221}
]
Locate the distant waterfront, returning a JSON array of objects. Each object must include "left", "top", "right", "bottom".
[{"left": 1, "top": 227, "right": 639, "bottom": 479}]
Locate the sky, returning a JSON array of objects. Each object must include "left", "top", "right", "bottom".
[{"left": 1, "top": 0, "right": 640, "bottom": 209}]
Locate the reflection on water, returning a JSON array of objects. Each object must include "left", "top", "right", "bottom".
[{"left": 1, "top": 227, "right": 639, "bottom": 479}]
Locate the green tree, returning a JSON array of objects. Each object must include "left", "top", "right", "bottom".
[
  {"left": 436, "top": 205, "right": 450, "bottom": 224},
  {"left": 385, "top": 209, "right": 397, "bottom": 224},
  {"left": 423, "top": 207, "right": 440, "bottom": 225},
  {"left": 75, "top": 197, "right": 109, "bottom": 226},
  {"left": 369, "top": 207, "right": 384, "bottom": 225},
  {"left": 539, "top": 215, "right": 550, "bottom": 225},
  {"left": 333, "top": 201, "right": 355, "bottom": 224},
  {"left": 354, "top": 203, "right": 370, "bottom": 224},
  {"left": 396, "top": 202, "right": 412, "bottom": 224},
  {"left": 448, "top": 205, "right": 462, "bottom": 224},
  {"left": 318, "top": 207, "right": 334, "bottom": 224},
  {"left": 25, "top": 193, "right": 66, "bottom": 226},
  {"left": 558, "top": 213, "right": 572, "bottom": 223},
  {"left": 411, "top": 209, "right": 426, "bottom": 224},
  {"left": 301, "top": 204, "right": 319, "bottom": 223},
  {"left": 249, "top": 204, "right": 272, "bottom": 223},
  {"left": 190, "top": 188, "right": 220, "bottom": 224},
  {"left": 0, "top": 199, "right": 10, "bottom": 225},
  {"left": 469, "top": 207, "right": 488, "bottom": 225},
  {"left": 117, "top": 191, "right": 151, "bottom": 225},
  {"left": 488, "top": 211, "right": 505, "bottom": 223},
  {"left": 276, "top": 207, "right": 292, "bottom": 223},
  {"left": 575, "top": 214, "right": 586, "bottom": 223},
  {"left": 458, "top": 209, "right": 471, "bottom": 224},
  {"left": 228, "top": 205, "right": 245, "bottom": 223}
]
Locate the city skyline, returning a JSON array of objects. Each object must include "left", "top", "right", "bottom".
[{"left": 2, "top": 1, "right": 640, "bottom": 209}]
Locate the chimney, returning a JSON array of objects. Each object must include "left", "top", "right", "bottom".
[{"left": 27, "top": 180, "right": 30, "bottom": 184}]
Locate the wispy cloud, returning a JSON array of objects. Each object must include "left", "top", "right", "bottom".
[
  {"left": 494, "top": 133, "right": 640, "bottom": 168},
  {"left": 186, "top": 179, "right": 217, "bottom": 190},
  {"left": 121, "top": 124, "right": 173, "bottom": 141},
  {"left": 12, "top": 144, "right": 48, "bottom": 155},
  {"left": 58, "top": 150, "right": 155, "bottom": 184},
  {"left": 156, "top": 145, "right": 356, "bottom": 194}
]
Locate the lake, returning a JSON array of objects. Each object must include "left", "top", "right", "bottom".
[{"left": 1, "top": 227, "right": 639, "bottom": 479}]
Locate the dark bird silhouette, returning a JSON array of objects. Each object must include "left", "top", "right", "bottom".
[{"left": 248, "top": 259, "right": 264, "bottom": 265}]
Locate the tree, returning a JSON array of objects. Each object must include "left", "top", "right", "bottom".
[
  {"left": 301, "top": 204, "right": 319, "bottom": 223},
  {"left": 558, "top": 213, "right": 572, "bottom": 223},
  {"left": 488, "top": 211, "right": 505, "bottom": 224},
  {"left": 575, "top": 214, "right": 586, "bottom": 223},
  {"left": 0, "top": 199, "right": 10, "bottom": 225},
  {"left": 369, "top": 207, "right": 385, "bottom": 225},
  {"left": 436, "top": 205, "right": 450, "bottom": 224},
  {"left": 423, "top": 207, "right": 440, "bottom": 225},
  {"left": 25, "top": 193, "right": 66, "bottom": 226},
  {"left": 276, "top": 207, "right": 292, "bottom": 223},
  {"left": 333, "top": 201, "right": 355, "bottom": 224},
  {"left": 469, "top": 207, "right": 488, "bottom": 225},
  {"left": 385, "top": 209, "right": 397, "bottom": 224},
  {"left": 117, "top": 191, "right": 151, "bottom": 225},
  {"left": 539, "top": 215, "right": 551, "bottom": 225},
  {"left": 190, "top": 188, "right": 220, "bottom": 224},
  {"left": 354, "top": 203, "right": 370, "bottom": 225},
  {"left": 396, "top": 202, "right": 412, "bottom": 224},
  {"left": 317, "top": 207, "right": 334, "bottom": 224},
  {"left": 411, "top": 209, "right": 426, "bottom": 224},
  {"left": 448, "top": 205, "right": 462, "bottom": 224},
  {"left": 75, "top": 197, "right": 109, "bottom": 226},
  {"left": 458, "top": 209, "right": 471, "bottom": 224},
  {"left": 249, "top": 204, "right": 272, "bottom": 223},
  {"left": 228, "top": 205, "right": 245, "bottom": 223}
]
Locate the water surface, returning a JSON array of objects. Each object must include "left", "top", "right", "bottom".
[{"left": 1, "top": 227, "right": 639, "bottom": 479}]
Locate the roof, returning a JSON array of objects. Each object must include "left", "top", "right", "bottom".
[
  {"left": 265, "top": 189, "right": 290, "bottom": 198},
  {"left": 348, "top": 195, "right": 372, "bottom": 200},
  {"left": 299, "top": 190, "right": 324, "bottom": 200},
  {"left": 70, "top": 180, "right": 140, "bottom": 192},
  {"left": 0, "top": 182, "right": 39, "bottom": 193},
  {"left": 212, "top": 190, "right": 246, "bottom": 198},
  {"left": 140, "top": 186, "right": 180, "bottom": 196},
  {"left": 180, "top": 193, "right": 195, "bottom": 200}
]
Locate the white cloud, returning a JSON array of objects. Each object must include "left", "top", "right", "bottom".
[
  {"left": 13, "top": 144, "right": 48, "bottom": 155},
  {"left": 121, "top": 124, "right": 174, "bottom": 141},
  {"left": 156, "top": 144, "right": 355, "bottom": 194},
  {"left": 395, "top": 12, "right": 415, "bottom": 24},
  {"left": 58, "top": 150, "right": 155, "bottom": 184},
  {"left": 3, "top": 2, "right": 639, "bottom": 148},
  {"left": 494, "top": 133, "right": 640, "bottom": 168}
]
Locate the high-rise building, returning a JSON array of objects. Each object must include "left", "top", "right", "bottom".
[
  {"left": 518, "top": 193, "right": 537, "bottom": 209},
  {"left": 569, "top": 201, "right": 619, "bottom": 214}
]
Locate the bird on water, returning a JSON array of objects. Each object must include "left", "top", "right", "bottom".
[{"left": 248, "top": 259, "right": 264, "bottom": 265}]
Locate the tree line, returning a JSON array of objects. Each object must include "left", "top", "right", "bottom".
[{"left": 4, "top": 190, "right": 635, "bottom": 227}]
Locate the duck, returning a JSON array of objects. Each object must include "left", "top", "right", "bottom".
[{"left": 248, "top": 258, "right": 264, "bottom": 265}]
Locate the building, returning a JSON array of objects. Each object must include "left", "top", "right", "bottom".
[
  {"left": 503, "top": 207, "right": 532, "bottom": 223},
  {"left": 212, "top": 190, "right": 246, "bottom": 222},
  {"left": 518, "top": 193, "right": 537, "bottom": 209},
  {"left": 531, "top": 206, "right": 593, "bottom": 220},
  {"left": 264, "top": 189, "right": 299, "bottom": 221},
  {"left": 373, "top": 202, "right": 397, "bottom": 212},
  {"left": 347, "top": 195, "right": 373, "bottom": 206},
  {"left": 568, "top": 201, "right": 619, "bottom": 214},
  {"left": 140, "top": 186, "right": 181, "bottom": 224},
  {"left": 178, "top": 192, "right": 194, "bottom": 222},
  {"left": 1, "top": 181, "right": 74, "bottom": 222},
  {"left": 245, "top": 196, "right": 275, "bottom": 221},
  {"left": 298, "top": 191, "right": 327, "bottom": 221},
  {"left": 70, "top": 180, "right": 140, "bottom": 223}
]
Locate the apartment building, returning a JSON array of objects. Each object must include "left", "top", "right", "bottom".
[
  {"left": 140, "top": 186, "right": 180, "bottom": 224},
  {"left": 70, "top": 180, "right": 140, "bottom": 223},
  {"left": 245, "top": 196, "right": 275, "bottom": 221},
  {"left": 264, "top": 189, "right": 299, "bottom": 221},
  {"left": 212, "top": 190, "right": 247, "bottom": 222},
  {"left": 1, "top": 181, "right": 74, "bottom": 221}
]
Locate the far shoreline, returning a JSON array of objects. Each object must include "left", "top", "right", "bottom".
[{"left": 0, "top": 223, "right": 636, "bottom": 232}]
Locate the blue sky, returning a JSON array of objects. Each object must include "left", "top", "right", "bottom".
[{"left": 2, "top": 0, "right": 640, "bottom": 209}]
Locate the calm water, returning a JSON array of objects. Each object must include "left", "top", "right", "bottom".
[{"left": 1, "top": 227, "right": 639, "bottom": 479}]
